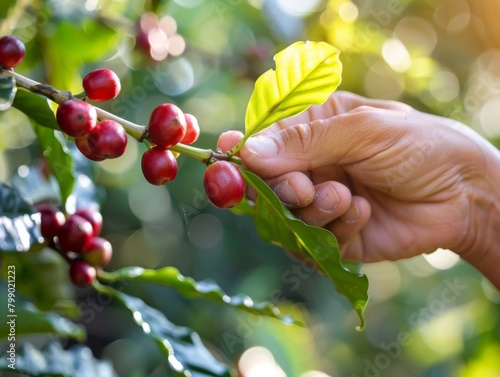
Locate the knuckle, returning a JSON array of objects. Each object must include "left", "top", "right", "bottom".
[{"left": 282, "top": 123, "right": 315, "bottom": 153}]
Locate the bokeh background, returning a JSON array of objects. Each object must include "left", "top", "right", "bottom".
[{"left": 1, "top": 0, "right": 500, "bottom": 376}]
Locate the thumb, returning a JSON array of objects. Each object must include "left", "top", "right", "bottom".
[{"left": 240, "top": 110, "right": 400, "bottom": 178}]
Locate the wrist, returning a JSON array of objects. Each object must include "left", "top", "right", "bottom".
[{"left": 458, "top": 145, "right": 500, "bottom": 289}]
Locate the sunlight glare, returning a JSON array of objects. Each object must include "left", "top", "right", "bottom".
[
  {"left": 382, "top": 38, "right": 411, "bottom": 73},
  {"left": 423, "top": 248, "right": 460, "bottom": 270},
  {"left": 239, "top": 347, "right": 286, "bottom": 377}
]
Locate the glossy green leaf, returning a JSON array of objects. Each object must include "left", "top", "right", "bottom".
[
  {"left": 0, "top": 75, "right": 16, "bottom": 111},
  {"left": 0, "top": 341, "right": 118, "bottom": 377},
  {"left": 10, "top": 161, "right": 60, "bottom": 205},
  {"left": 12, "top": 87, "right": 75, "bottom": 206},
  {"left": 33, "top": 127, "right": 75, "bottom": 206},
  {"left": 1, "top": 250, "right": 77, "bottom": 314},
  {"left": 235, "top": 41, "right": 342, "bottom": 151},
  {"left": 0, "top": 300, "right": 85, "bottom": 341},
  {"left": 13, "top": 89, "right": 60, "bottom": 129},
  {"left": 93, "top": 284, "right": 234, "bottom": 377},
  {"left": 236, "top": 170, "right": 369, "bottom": 330},
  {"left": 11, "top": 89, "right": 76, "bottom": 206},
  {"left": 0, "top": 183, "right": 43, "bottom": 252},
  {"left": 98, "top": 266, "right": 300, "bottom": 325},
  {"left": 65, "top": 143, "right": 105, "bottom": 213}
]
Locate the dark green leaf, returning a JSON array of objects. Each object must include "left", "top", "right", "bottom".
[
  {"left": 0, "top": 75, "right": 16, "bottom": 111},
  {"left": 93, "top": 284, "right": 234, "bottom": 377},
  {"left": 66, "top": 143, "right": 105, "bottom": 213},
  {"left": 33, "top": 127, "right": 75, "bottom": 206},
  {"left": 0, "top": 182, "right": 43, "bottom": 252},
  {"left": 10, "top": 161, "right": 60, "bottom": 205},
  {"left": 0, "top": 341, "right": 118, "bottom": 377},
  {"left": 0, "top": 300, "right": 85, "bottom": 341},
  {"left": 236, "top": 170, "right": 369, "bottom": 330},
  {"left": 8, "top": 144, "right": 103, "bottom": 212},
  {"left": 1, "top": 250, "right": 77, "bottom": 314},
  {"left": 98, "top": 266, "right": 300, "bottom": 325},
  {"left": 13, "top": 89, "right": 60, "bottom": 129}
]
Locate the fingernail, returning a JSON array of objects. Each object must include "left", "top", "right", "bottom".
[
  {"left": 245, "top": 136, "right": 278, "bottom": 159},
  {"left": 314, "top": 184, "right": 339, "bottom": 213},
  {"left": 341, "top": 203, "right": 359, "bottom": 224},
  {"left": 274, "top": 181, "right": 299, "bottom": 207}
]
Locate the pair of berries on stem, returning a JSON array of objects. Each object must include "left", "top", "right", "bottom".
[
  {"left": 57, "top": 69, "right": 126, "bottom": 161},
  {"left": 36, "top": 204, "right": 112, "bottom": 288}
]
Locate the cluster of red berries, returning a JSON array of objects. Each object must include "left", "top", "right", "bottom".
[
  {"left": 141, "top": 103, "right": 199, "bottom": 185},
  {"left": 36, "top": 204, "right": 112, "bottom": 288},
  {"left": 1, "top": 34, "right": 245, "bottom": 211},
  {"left": 135, "top": 12, "right": 186, "bottom": 62},
  {"left": 57, "top": 69, "right": 127, "bottom": 162},
  {"left": 142, "top": 102, "right": 245, "bottom": 208}
]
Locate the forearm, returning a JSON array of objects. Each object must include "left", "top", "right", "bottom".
[
  {"left": 466, "top": 203, "right": 500, "bottom": 290},
  {"left": 460, "top": 147, "right": 500, "bottom": 290}
]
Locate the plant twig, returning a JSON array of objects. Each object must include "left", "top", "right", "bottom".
[{"left": 0, "top": 68, "right": 242, "bottom": 164}]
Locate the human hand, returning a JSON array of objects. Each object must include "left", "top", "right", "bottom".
[{"left": 218, "top": 91, "right": 500, "bottom": 286}]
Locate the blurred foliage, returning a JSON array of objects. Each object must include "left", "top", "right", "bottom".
[{"left": 1, "top": 0, "right": 500, "bottom": 376}]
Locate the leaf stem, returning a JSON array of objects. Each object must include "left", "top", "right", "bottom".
[{"left": 169, "top": 143, "right": 242, "bottom": 165}]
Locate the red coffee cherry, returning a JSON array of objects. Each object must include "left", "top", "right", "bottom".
[
  {"left": 88, "top": 119, "right": 128, "bottom": 159},
  {"left": 0, "top": 35, "right": 26, "bottom": 68},
  {"left": 180, "top": 113, "right": 200, "bottom": 145},
  {"left": 75, "top": 134, "right": 105, "bottom": 162},
  {"left": 141, "top": 146, "right": 178, "bottom": 185},
  {"left": 74, "top": 208, "right": 103, "bottom": 237},
  {"left": 82, "top": 68, "right": 121, "bottom": 102},
  {"left": 81, "top": 237, "right": 113, "bottom": 267},
  {"left": 147, "top": 103, "right": 186, "bottom": 148},
  {"left": 57, "top": 214, "right": 94, "bottom": 253},
  {"left": 56, "top": 99, "right": 97, "bottom": 137},
  {"left": 69, "top": 260, "right": 96, "bottom": 288},
  {"left": 204, "top": 161, "right": 245, "bottom": 209},
  {"left": 35, "top": 203, "right": 66, "bottom": 239}
]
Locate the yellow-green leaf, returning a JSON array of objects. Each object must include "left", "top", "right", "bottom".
[{"left": 235, "top": 41, "right": 342, "bottom": 151}]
